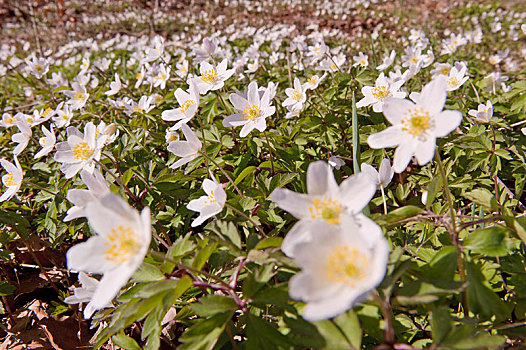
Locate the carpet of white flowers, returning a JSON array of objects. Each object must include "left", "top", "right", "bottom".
[{"left": 1, "top": 0, "right": 526, "bottom": 348}]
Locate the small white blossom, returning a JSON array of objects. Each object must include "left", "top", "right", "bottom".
[
  {"left": 187, "top": 176, "right": 227, "bottom": 227},
  {"left": 167, "top": 123, "right": 202, "bottom": 169}
]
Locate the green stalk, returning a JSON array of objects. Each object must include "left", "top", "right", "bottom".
[
  {"left": 434, "top": 149, "right": 468, "bottom": 316},
  {"left": 352, "top": 92, "right": 369, "bottom": 215}
]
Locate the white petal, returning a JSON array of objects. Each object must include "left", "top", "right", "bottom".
[
  {"left": 433, "top": 110, "right": 462, "bottom": 138},
  {"left": 382, "top": 98, "right": 414, "bottom": 125},
  {"left": 420, "top": 76, "right": 447, "bottom": 116},
  {"left": 367, "top": 126, "right": 403, "bottom": 149},
  {"left": 88, "top": 265, "right": 134, "bottom": 310},
  {"left": 414, "top": 137, "right": 436, "bottom": 166},
  {"left": 271, "top": 188, "right": 312, "bottom": 219},
  {"left": 392, "top": 142, "right": 416, "bottom": 173},
  {"left": 339, "top": 173, "right": 376, "bottom": 214},
  {"left": 307, "top": 161, "right": 338, "bottom": 196},
  {"left": 66, "top": 236, "right": 115, "bottom": 273}
]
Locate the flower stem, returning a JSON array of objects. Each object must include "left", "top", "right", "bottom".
[
  {"left": 263, "top": 131, "right": 275, "bottom": 176},
  {"left": 200, "top": 152, "right": 244, "bottom": 198},
  {"left": 225, "top": 203, "right": 267, "bottom": 237},
  {"left": 434, "top": 149, "right": 469, "bottom": 316},
  {"left": 197, "top": 117, "right": 209, "bottom": 169},
  {"left": 380, "top": 185, "right": 388, "bottom": 215}
]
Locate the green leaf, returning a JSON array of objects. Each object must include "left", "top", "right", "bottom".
[
  {"left": 463, "top": 189, "right": 498, "bottom": 211},
  {"left": 0, "top": 281, "right": 15, "bottom": 296},
  {"left": 254, "top": 237, "right": 283, "bottom": 250},
  {"left": 380, "top": 205, "right": 424, "bottom": 224},
  {"left": 465, "top": 261, "right": 512, "bottom": 321},
  {"left": 314, "top": 318, "right": 357, "bottom": 350},
  {"left": 432, "top": 306, "right": 453, "bottom": 344},
  {"left": 246, "top": 313, "right": 292, "bottom": 349},
  {"left": 191, "top": 295, "right": 238, "bottom": 317},
  {"left": 132, "top": 263, "right": 165, "bottom": 282},
  {"left": 192, "top": 241, "right": 218, "bottom": 270},
  {"left": 463, "top": 226, "right": 512, "bottom": 257},
  {"left": 179, "top": 311, "right": 233, "bottom": 350},
  {"left": 235, "top": 166, "right": 256, "bottom": 185},
  {"left": 111, "top": 334, "right": 141, "bottom": 350},
  {"left": 332, "top": 310, "right": 362, "bottom": 349}
]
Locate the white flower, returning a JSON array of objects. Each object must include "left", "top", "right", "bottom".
[
  {"left": 104, "top": 73, "right": 122, "bottom": 96},
  {"left": 175, "top": 59, "right": 189, "bottom": 79},
  {"left": 0, "top": 157, "right": 23, "bottom": 202},
  {"left": 360, "top": 158, "right": 394, "bottom": 189},
  {"left": 328, "top": 156, "right": 344, "bottom": 170},
  {"left": 193, "top": 37, "right": 218, "bottom": 63},
  {"left": 12, "top": 120, "right": 32, "bottom": 156},
  {"left": 126, "top": 95, "right": 154, "bottom": 115},
  {"left": 135, "top": 66, "right": 146, "bottom": 89},
  {"left": 144, "top": 36, "right": 165, "bottom": 62},
  {"left": 64, "top": 169, "right": 110, "bottom": 222},
  {"left": 468, "top": 100, "right": 493, "bottom": 123},
  {"left": 66, "top": 194, "right": 151, "bottom": 317},
  {"left": 192, "top": 59, "right": 234, "bottom": 95},
  {"left": 356, "top": 73, "right": 406, "bottom": 113},
  {"left": 34, "top": 125, "right": 56, "bottom": 159},
  {"left": 289, "top": 219, "right": 389, "bottom": 321},
  {"left": 54, "top": 122, "right": 106, "bottom": 178},
  {"left": 0, "top": 113, "right": 17, "bottom": 128},
  {"left": 161, "top": 82, "right": 200, "bottom": 130},
  {"left": 223, "top": 81, "right": 275, "bottom": 137},
  {"left": 446, "top": 64, "right": 469, "bottom": 91},
  {"left": 26, "top": 56, "right": 49, "bottom": 79},
  {"left": 376, "top": 50, "right": 396, "bottom": 71},
  {"left": 187, "top": 176, "right": 227, "bottom": 227},
  {"left": 167, "top": 123, "right": 202, "bottom": 169},
  {"left": 283, "top": 77, "right": 307, "bottom": 111},
  {"left": 304, "top": 74, "right": 325, "bottom": 90},
  {"left": 353, "top": 52, "right": 369, "bottom": 68},
  {"left": 64, "top": 272, "right": 110, "bottom": 318},
  {"left": 27, "top": 108, "right": 54, "bottom": 127},
  {"left": 271, "top": 161, "right": 377, "bottom": 258},
  {"left": 153, "top": 64, "right": 170, "bottom": 89},
  {"left": 63, "top": 82, "right": 89, "bottom": 110},
  {"left": 53, "top": 102, "right": 74, "bottom": 128},
  {"left": 430, "top": 62, "right": 452, "bottom": 78},
  {"left": 367, "top": 77, "right": 462, "bottom": 173}
]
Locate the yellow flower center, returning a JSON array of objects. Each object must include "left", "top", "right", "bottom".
[
  {"left": 326, "top": 245, "right": 368, "bottom": 285},
  {"left": 136, "top": 72, "right": 143, "bottom": 80},
  {"left": 307, "top": 76, "right": 318, "bottom": 85},
  {"left": 156, "top": 72, "right": 166, "bottom": 81},
  {"left": 372, "top": 85, "right": 389, "bottom": 99},
  {"left": 34, "top": 64, "right": 45, "bottom": 74},
  {"left": 39, "top": 137, "right": 47, "bottom": 148},
  {"left": 410, "top": 56, "right": 419, "bottom": 64},
  {"left": 291, "top": 90, "right": 302, "bottom": 101},
  {"left": 330, "top": 63, "right": 337, "bottom": 70},
  {"left": 4, "top": 115, "right": 14, "bottom": 124},
  {"left": 447, "top": 77, "right": 459, "bottom": 88},
  {"left": 401, "top": 107, "right": 431, "bottom": 136},
  {"left": 167, "top": 133, "right": 179, "bottom": 142},
  {"left": 180, "top": 99, "right": 196, "bottom": 113},
  {"left": 440, "top": 67, "right": 451, "bottom": 75},
  {"left": 42, "top": 108, "right": 53, "bottom": 118},
  {"left": 134, "top": 105, "right": 144, "bottom": 113},
  {"left": 201, "top": 69, "right": 218, "bottom": 83},
  {"left": 104, "top": 225, "right": 141, "bottom": 264},
  {"left": 308, "top": 196, "right": 342, "bottom": 224},
  {"left": 72, "top": 141, "right": 94, "bottom": 160},
  {"left": 2, "top": 174, "right": 17, "bottom": 187},
  {"left": 243, "top": 105, "right": 261, "bottom": 121},
  {"left": 203, "top": 190, "right": 216, "bottom": 206},
  {"left": 73, "top": 92, "right": 85, "bottom": 101}
]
